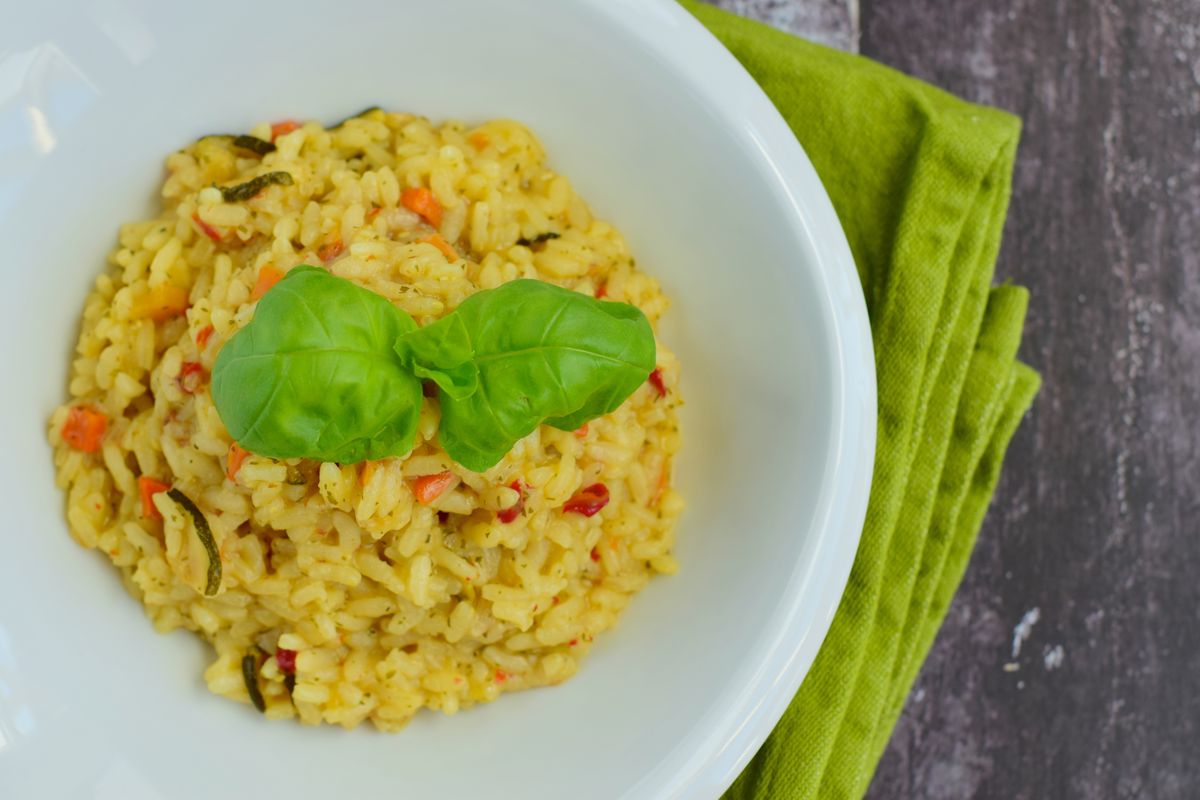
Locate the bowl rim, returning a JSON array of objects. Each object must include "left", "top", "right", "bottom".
[{"left": 607, "top": 1, "right": 877, "bottom": 797}]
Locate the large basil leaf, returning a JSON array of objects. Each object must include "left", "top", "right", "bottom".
[
  {"left": 212, "top": 265, "right": 423, "bottom": 462},
  {"left": 395, "top": 280, "right": 655, "bottom": 472}
]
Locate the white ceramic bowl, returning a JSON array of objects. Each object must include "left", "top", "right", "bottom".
[{"left": 0, "top": 1, "right": 875, "bottom": 797}]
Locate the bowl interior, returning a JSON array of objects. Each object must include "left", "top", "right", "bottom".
[{"left": 0, "top": 2, "right": 872, "bottom": 798}]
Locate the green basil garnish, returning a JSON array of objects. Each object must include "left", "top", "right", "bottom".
[
  {"left": 211, "top": 266, "right": 423, "bottom": 462},
  {"left": 211, "top": 269, "right": 655, "bottom": 472},
  {"left": 395, "top": 280, "right": 655, "bottom": 471}
]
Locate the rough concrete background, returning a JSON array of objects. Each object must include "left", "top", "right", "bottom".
[{"left": 702, "top": 0, "right": 1200, "bottom": 796}]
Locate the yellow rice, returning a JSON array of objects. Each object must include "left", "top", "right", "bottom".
[{"left": 48, "top": 110, "right": 683, "bottom": 729}]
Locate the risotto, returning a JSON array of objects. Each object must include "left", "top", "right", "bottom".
[{"left": 48, "top": 109, "right": 683, "bottom": 729}]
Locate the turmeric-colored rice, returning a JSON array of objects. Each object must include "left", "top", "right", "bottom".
[{"left": 48, "top": 110, "right": 683, "bottom": 729}]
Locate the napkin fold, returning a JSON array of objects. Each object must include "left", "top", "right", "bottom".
[{"left": 680, "top": 3, "right": 1042, "bottom": 797}]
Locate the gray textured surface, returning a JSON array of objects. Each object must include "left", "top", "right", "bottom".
[
  {"left": 705, "top": 0, "right": 1200, "bottom": 797},
  {"left": 705, "top": 0, "right": 858, "bottom": 50}
]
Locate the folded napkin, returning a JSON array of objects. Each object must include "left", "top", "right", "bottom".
[{"left": 679, "top": 3, "right": 1042, "bottom": 797}]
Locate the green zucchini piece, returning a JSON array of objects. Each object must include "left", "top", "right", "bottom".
[
  {"left": 220, "top": 171, "right": 294, "bottom": 202},
  {"left": 516, "top": 231, "right": 560, "bottom": 247},
  {"left": 242, "top": 653, "right": 266, "bottom": 712},
  {"left": 330, "top": 105, "right": 382, "bottom": 128},
  {"left": 232, "top": 135, "right": 276, "bottom": 157},
  {"left": 165, "top": 488, "right": 221, "bottom": 596}
]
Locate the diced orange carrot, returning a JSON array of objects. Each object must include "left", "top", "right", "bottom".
[
  {"left": 401, "top": 187, "right": 443, "bottom": 228},
  {"left": 651, "top": 463, "right": 670, "bottom": 507},
  {"left": 138, "top": 475, "right": 171, "bottom": 519},
  {"left": 251, "top": 265, "right": 284, "bottom": 300},
  {"left": 195, "top": 324, "right": 215, "bottom": 350},
  {"left": 129, "top": 284, "right": 189, "bottom": 321},
  {"left": 469, "top": 131, "right": 490, "bottom": 150},
  {"left": 226, "top": 442, "right": 250, "bottom": 481},
  {"left": 318, "top": 238, "right": 345, "bottom": 263},
  {"left": 420, "top": 234, "right": 457, "bottom": 260},
  {"left": 191, "top": 212, "right": 223, "bottom": 243},
  {"left": 270, "top": 120, "right": 301, "bottom": 141},
  {"left": 413, "top": 470, "right": 454, "bottom": 505},
  {"left": 61, "top": 405, "right": 107, "bottom": 453}
]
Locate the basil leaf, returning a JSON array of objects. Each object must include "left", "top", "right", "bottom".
[
  {"left": 394, "top": 312, "right": 479, "bottom": 400},
  {"left": 212, "top": 265, "right": 423, "bottom": 462},
  {"left": 395, "top": 280, "right": 655, "bottom": 472}
]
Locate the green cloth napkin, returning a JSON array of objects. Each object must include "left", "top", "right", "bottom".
[{"left": 679, "top": 3, "right": 1042, "bottom": 798}]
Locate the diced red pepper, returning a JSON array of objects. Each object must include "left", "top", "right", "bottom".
[
  {"left": 568, "top": 484, "right": 610, "bottom": 517},
  {"left": 589, "top": 546, "right": 601, "bottom": 562},
  {"left": 318, "top": 238, "right": 345, "bottom": 263},
  {"left": 497, "top": 480, "right": 525, "bottom": 523},
  {"left": 413, "top": 471, "right": 455, "bottom": 504},
  {"left": 648, "top": 367, "right": 667, "bottom": 398},
  {"left": 275, "top": 648, "right": 297, "bottom": 674},
  {"left": 177, "top": 361, "right": 206, "bottom": 394},
  {"left": 61, "top": 405, "right": 108, "bottom": 453},
  {"left": 191, "top": 212, "right": 223, "bottom": 243},
  {"left": 270, "top": 120, "right": 301, "bottom": 141},
  {"left": 195, "top": 324, "right": 215, "bottom": 350},
  {"left": 494, "top": 669, "right": 508, "bottom": 683},
  {"left": 594, "top": 282, "right": 608, "bottom": 299},
  {"left": 573, "top": 423, "right": 589, "bottom": 438},
  {"left": 138, "top": 475, "right": 170, "bottom": 519}
]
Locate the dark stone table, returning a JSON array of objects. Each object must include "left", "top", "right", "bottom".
[{"left": 703, "top": 1, "right": 1200, "bottom": 797}]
